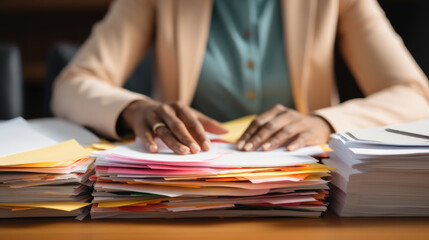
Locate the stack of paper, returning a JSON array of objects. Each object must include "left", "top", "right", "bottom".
[
  {"left": 324, "top": 119, "right": 429, "bottom": 216},
  {"left": 0, "top": 118, "right": 94, "bottom": 219},
  {"left": 90, "top": 117, "right": 332, "bottom": 219}
]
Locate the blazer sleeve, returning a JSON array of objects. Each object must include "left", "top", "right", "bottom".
[
  {"left": 51, "top": 0, "right": 156, "bottom": 139},
  {"left": 314, "top": 0, "right": 429, "bottom": 132}
]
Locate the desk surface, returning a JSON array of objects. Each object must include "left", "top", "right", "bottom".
[{"left": 1, "top": 212, "right": 428, "bottom": 240}]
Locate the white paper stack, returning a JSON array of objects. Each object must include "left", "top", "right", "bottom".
[
  {"left": 91, "top": 139, "right": 332, "bottom": 219},
  {"left": 0, "top": 118, "right": 95, "bottom": 219},
  {"left": 324, "top": 119, "right": 429, "bottom": 216}
]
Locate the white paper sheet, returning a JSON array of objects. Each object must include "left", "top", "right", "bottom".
[
  {"left": 28, "top": 118, "right": 99, "bottom": 147},
  {"left": 386, "top": 119, "right": 429, "bottom": 139},
  {"left": 0, "top": 117, "right": 57, "bottom": 157},
  {"left": 97, "top": 139, "right": 320, "bottom": 168}
]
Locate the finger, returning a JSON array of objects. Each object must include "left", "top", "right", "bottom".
[
  {"left": 156, "top": 104, "right": 201, "bottom": 154},
  {"left": 172, "top": 103, "right": 211, "bottom": 152},
  {"left": 242, "top": 110, "right": 297, "bottom": 151},
  {"left": 287, "top": 131, "right": 313, "bottom": 151},
  {"left": 145, "top": 112, "right": 190, "bottom": 155},
  {"left": 237, "top": 104, "right": 287, "bottom": 150},
  {"left": 133, "top": 119, "right": 158, "bottom": 153},
  {"left": 195, "top": 110, "right": 229, "bottom": 134},
  {"left": 260, "top": 121, "right": 303, "bottom": 151},
  {"left": 156, "top": 126, "right": 191, "bottom": 155}
]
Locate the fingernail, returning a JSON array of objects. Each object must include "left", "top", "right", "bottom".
[
  {"left": 179, "top": 146, "right": 190, "bottom": 154},
  {"left": 288, "top": 145, "right": 297, "bottom": 151},
  {"left": 202, "top": 141, "right": 211, "bottom": 151},
  {"left": 149, "top": 145, "right": 158, "bottom": 153},
  {"left": 262, "top": 142, "right": 271, "bottom": 151},
  {"left": 237, "top": 140, "right": 245, "bottom": 150},
  {"left": 190, "top": 143, "right": 201, "bottom": 153},
  {"left": 244, "top": 142, "right": 253, "bottom": 151}
]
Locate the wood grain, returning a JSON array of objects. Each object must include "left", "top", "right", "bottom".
[{"left": 1, "top": 211, "right": 428, "bottom": 240}]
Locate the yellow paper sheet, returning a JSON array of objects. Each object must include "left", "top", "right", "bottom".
[
  {"left": 0, "top": 139, "right": 90, "bottom": 167},
  {"left": 88, "top": 138, "right": 134, "bottom": 151},
  {"left": 7, "top": 158, "right": 83, "bottom": 168},
  {"left": 0, "top": 202, "right": 91, "bottom": 212},
  {"left": 216, "top": 168, "right": 331, "bottom": 178},
  {"left": 304, "top": 173, "right": 331, "bottom": 180},
  {"left": 91, "top": 138, "right": 119, "bottom": 150},
  {"left": 214, "top": 163, "right": 332, "bottom": 178},
  {"left": 220, "top": 115, "right": 256, "bottom": 143}
]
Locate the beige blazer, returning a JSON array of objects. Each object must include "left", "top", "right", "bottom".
[{"left": 52, "top": 0, "right": 429, "bottom": 139}]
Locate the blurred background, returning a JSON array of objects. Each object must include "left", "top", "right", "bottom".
[{"left": 0, "top": 0, "right": 428, "bottom": 120}]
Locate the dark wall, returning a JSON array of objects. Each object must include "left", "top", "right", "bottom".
[
  {"left": 379, "top": 0, "right": 429, "bottom": 78},
  {"left": 336, "top": 0, "right": 429, "bottom": 102},
  {"left": 0, "top": 1, "right": 111, "bottom": 118}
]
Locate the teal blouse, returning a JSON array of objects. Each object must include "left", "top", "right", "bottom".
[{"left": 191, "top": 0, "right": 294, "bottom": 122}]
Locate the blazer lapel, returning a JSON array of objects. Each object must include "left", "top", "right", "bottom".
[
  {"left": 176, "top": 0, "right": 213, "bottom": 105},
  {"left": 281, "top": 0, "right": 317, "bottom": 113}
]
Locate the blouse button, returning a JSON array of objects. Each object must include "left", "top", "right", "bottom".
[
  {"left": 246, "top": 91, "right": 256, "bottom": 100},
  {"left": 247, "top": 60, "right": 254, "bottom": 69}
]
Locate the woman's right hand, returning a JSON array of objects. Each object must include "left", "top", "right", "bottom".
[{"left": 120, "top": 99, "right": 228, "bottom": 155}]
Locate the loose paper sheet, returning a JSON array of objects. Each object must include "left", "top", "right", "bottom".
[
  {"left": 0, "top": 139, "right": 90, "bottom": 166},
  {"left": 28, "top": 118, "right": 100, "bottom": 147},
  {"left": 0, "top": 117, "right": 57, "bottom": 157},
  {"left": 219, "top": 115, "right": 256, "bottom": 143},
  {"left": 0, "top": 202, "right": 90, "bottom": 212}
]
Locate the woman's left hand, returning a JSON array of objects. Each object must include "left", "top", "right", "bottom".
[{"left": 236, "top": 104, "right": 333, "bottom": 152}]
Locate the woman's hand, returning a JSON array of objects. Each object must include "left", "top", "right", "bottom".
[
  {"left": 120, "top": 99, "right": 228, "bottom": 155},
  {"left": 236, "top": 104, "right": 333, "bottom": 152}
]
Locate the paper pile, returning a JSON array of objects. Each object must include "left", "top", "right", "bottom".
[
  {"left": 90, "top": 117, "right": 332, "bottom": 219},
  {"left": 0, "top": 118, "right": 94, "bottom": 219},
  {"left": 324, "top": 119, "right": 429, "bottom": 216}
]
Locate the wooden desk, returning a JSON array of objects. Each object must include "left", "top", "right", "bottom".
[{"left": 1, "top": 211, "right": 428, "bottom": 240}]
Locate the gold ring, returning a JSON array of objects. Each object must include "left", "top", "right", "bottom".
[{"left": 152, "top": 122, "right": 166, "bottom": 133}]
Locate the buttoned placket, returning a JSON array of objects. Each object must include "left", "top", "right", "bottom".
[{"left": 243, "top": 1, "right": 262, "bottom": 113}]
